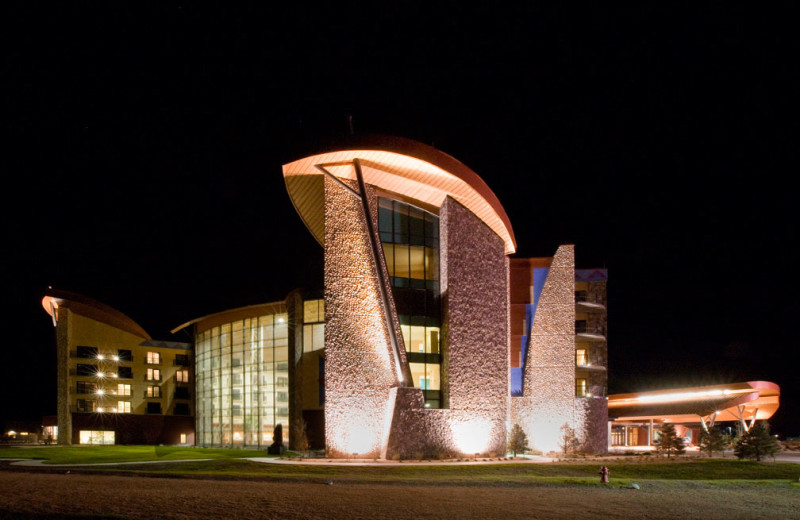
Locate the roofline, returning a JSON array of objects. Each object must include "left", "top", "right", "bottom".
[
  {"left": 282, "top": 134, "right": 517, "bottom": 254},
  {"left": 170, "top": 300, "right": 289, "bottom": 335},
  {"left": 42, "top": 288, "right": 151, "bottom": 340}
]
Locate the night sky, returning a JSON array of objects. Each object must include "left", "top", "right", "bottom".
[{"left": 5, "top": 4, "right": 798, "bottom": 436}]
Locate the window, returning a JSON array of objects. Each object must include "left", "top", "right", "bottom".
[
  {"left": 146, "top": 402, "right": 162, "bottom": 414},
  {"left": 146, "top": 368, "right": 161, "bottom": 381},
  {"left": 76, "top": 399, "right": 97, "bottom": 412},
  {"left": 276, "top": 376, "right": 288, "bottom": 387},
  {"left": 146, "top": 385, "right": 161, "bottom": 398},
  {"left": 576, "top": 349, "right": 588, "bottom": 366},
  {"left": 277, "top": 392, "right": 288, "bottom": 402},
  {"left": 174, "top": 403, "right": 190, "bottom": 416},
  {"left": 77, "top": 346, "right": 98, "bottom": 358},
  {"left": 79, "top": 430, "right": 114, "bottom": 445},
  {"left": 174, "top": 387, "right": 190, "bottom": 399},
  {"left": 303, "top": 299, "right": 325, "bottom": 323},
  {"left": 303, "top": 323, "right": 325, "bottom": 353},
  {"left": 76, "top": 364, "right": 97, "bottom": 376},
  {"left": 118, "top": 366, "right": 133, "bottom": 379},
  {"left": 146, "top": 352, "right": 160, "bottom": 365},
  {"left": 180, "top": 433, "right": 187, "bottom": 444},
  {"left": 116, "top": 383, "right": 131, "bottom": 396},
  {"left": 176, "top": 369, "right": 189, "bottom": 383},
  {"left": 117, "top": 349, "right": 132, "bottom": 362},
  {"left": 76, "top": 381, "right": 97, "bottom": 394},
  {"left": 174, "top": 354, "right": 189, "bottom": 366},
  {"left": 576, "top": 378, "right": 588, "bottom": 397},
  {"left": 116, "top": 401, "right": 131, "bottom": 413}
]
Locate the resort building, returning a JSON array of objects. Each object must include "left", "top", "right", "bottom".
[
  {"left": 280, "top": 135, "right": 608, "bottom": 457},
  {"left": 42, "top": 136, "right": 612, "bottom": 454},
  {"left": 42, "top": 289, "right": 194, "bottom": 445}
]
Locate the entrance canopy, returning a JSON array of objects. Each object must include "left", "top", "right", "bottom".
[{"left": 609, "top": 381, "right": 780, "bottom": 427}]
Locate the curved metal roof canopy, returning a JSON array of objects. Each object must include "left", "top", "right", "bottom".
[
  {"left": 608, "top": 381, "right": 780, "bottom": 425},
  {"left": 282, "top": 136, "right": 517, "bottom": 254}
]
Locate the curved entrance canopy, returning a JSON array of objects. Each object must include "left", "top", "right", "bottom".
[
  {"left": 282, "top": 135, "right": 517, "bottom": 255},
  {"left": 608, "top": 381, "right": 780, "bottom": 426}
]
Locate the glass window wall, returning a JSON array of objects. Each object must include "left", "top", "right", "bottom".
[{"left": 195, "top": 310, "right": 290, "bottom": 448}]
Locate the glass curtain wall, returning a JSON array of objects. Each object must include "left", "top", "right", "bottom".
[
  {"left": 378, "top": 198, "right": 442, "bottom": 408},
  {"left": 195, "top": 312, "right": 290, "bottom": 447}
]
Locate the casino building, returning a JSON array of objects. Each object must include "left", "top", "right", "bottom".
[{"left": 44, "top": 136, "right": 613, "bottom": 455}]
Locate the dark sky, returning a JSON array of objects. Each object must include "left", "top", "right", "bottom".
[{"left": 4, "top": 4, "right": 798, "bottom": 436}]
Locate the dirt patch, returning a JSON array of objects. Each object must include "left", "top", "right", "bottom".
[{"left": 0, "top": 471, "right": 798, "bottom": 519}]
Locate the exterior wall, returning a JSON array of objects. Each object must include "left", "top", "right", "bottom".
[
  {"left": 574, "top": 396, "right": 609, "bottom": 453},
  {"left": 55, "top": 306, "right": 193, "bottom": 445},
  {"left": 512, "top": 245, "right": 576, "bottom": 454},
  {"left": 323, "top": 177, "right": 399, "bottom": 457},
  {"left": 385, "top": 197, "right": 509, "bottom": 458}
]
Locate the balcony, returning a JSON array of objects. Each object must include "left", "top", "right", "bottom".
[
  {"left": 575, "top": 291, "right": 606, "bottom": 312},
  {"left": 575, "top": 320, "right": 606, "bottom": 342}
]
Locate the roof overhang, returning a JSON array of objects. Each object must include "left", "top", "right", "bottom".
[
  {"left": 608, "top": 381, "right": 780, "bottom": 424},
  {"left": 282, "top": 135, "right": 517, "bottom": 254},
  {"left": 42, "top": 288, "right": 151, "bottom": 340},
  {"left": 171, "top": 301, "right": 288, "bottom": 335}
]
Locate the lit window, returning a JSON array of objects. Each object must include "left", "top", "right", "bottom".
[
  {"left": 146, "top": 385, "right": 161, "bottom": 398},
  {"left": 576, "top": 349, "right": 587, "bottom": 366},
  {"left": 146, "top": 352, "right": 160, "bottom": 365},
  {"left": 180, "top": 433, "right": 187, "bottom": 444},
  {"left": 176, "top": 369, "right": 189, "bottom": 383},
  {"left": 79, "top": 430, "right": 114, "bottom": 445},
  {"left": 117, "top": 384, "right": 131, "bottom": 396},
  {"left": 147, "top": 368, "right": 161, "bottom": 381},
  {"left": 576, "top": 378, "right": 588, "bottom": 397},
  {"left": 117, "top": 401, "right": 131, "bottom": 413}
]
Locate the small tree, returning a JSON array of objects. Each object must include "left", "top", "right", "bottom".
[
  {"left": 508, "top": 423, "right": 528, "bottom": 457},
  {"left": 734, "top": 422, "right": 780, "bottom": 461},
  {"left": 699, "top": 426, "right": 728, "bottom": 458},
  {"left": 657, "top": 423, "right": 685, "bottom": 458},
  {"left": 292, "top": 417, "right": 310, "bottom": 457},
  {"left": 558, "top": 423, "right": 581, "bottom": 456}
]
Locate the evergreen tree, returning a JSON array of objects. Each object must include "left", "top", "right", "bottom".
[
  {"left": 508, "top": 423, "right": 528, "bottom": 457},
  {"left": 734, "top": 422, "right": 780, "bottom": 461},
  {"left": 656, "top": 423, "right": 685, "bottom": 458},
  {"left": 699, "top": 426, "right": 728, "bottom": 458}
]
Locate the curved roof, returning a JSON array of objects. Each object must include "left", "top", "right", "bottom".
[
  {"left": 171, "top": 301, "right": 288, "bottom": 335},
  {"left": 282, "top": 135, "right": 517, "bottom": 254},
  {"left": 608, "top": 381, "right": 780, "bottom": 424},
  {"left": 42, "top": 288, "right": 151, "bottom": 340}
]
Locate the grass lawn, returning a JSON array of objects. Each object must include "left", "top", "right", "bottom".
[
  {"left": 2, "top": 446, "right": 799, "bottom": 488},
  {"left": 0, "top": 445, "right": 275, "bottom": 465},
  {"left": 116, "top": 458, "right": 800, "bottom": 486}
]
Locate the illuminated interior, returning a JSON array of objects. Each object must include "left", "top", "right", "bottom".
[{"left": 194, "top": 311, "right": 290, "bottom": 447}]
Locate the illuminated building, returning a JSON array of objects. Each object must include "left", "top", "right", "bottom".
[
  {"left": 608, "top": 381, "right": 780, "bottom": 448},
  {"left": 42, "top": 289, "right": 194, "bottom": 445},
  {"left": 280, "top": 135, "right": 609, "bottom": 456},
  {"left": 43, "top": 136, "right": 611, "bottom": 454}
]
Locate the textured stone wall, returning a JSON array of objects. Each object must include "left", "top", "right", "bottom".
[
  {"left": 323, "top": 176, "right": 399, "bottom": 457},
  {"left": 574, "top": 396, "right": 609, "bottom": 454},
  {"left": 512, "top": 245, "right": 576, "bottom": 454}
]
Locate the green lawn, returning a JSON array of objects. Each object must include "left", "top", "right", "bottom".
[
  {"left": 2, "top": 447, "right": 798, "bottom": 488},
  {"left": 0, "top": 445, "right": 277, "bottom": 465}
]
